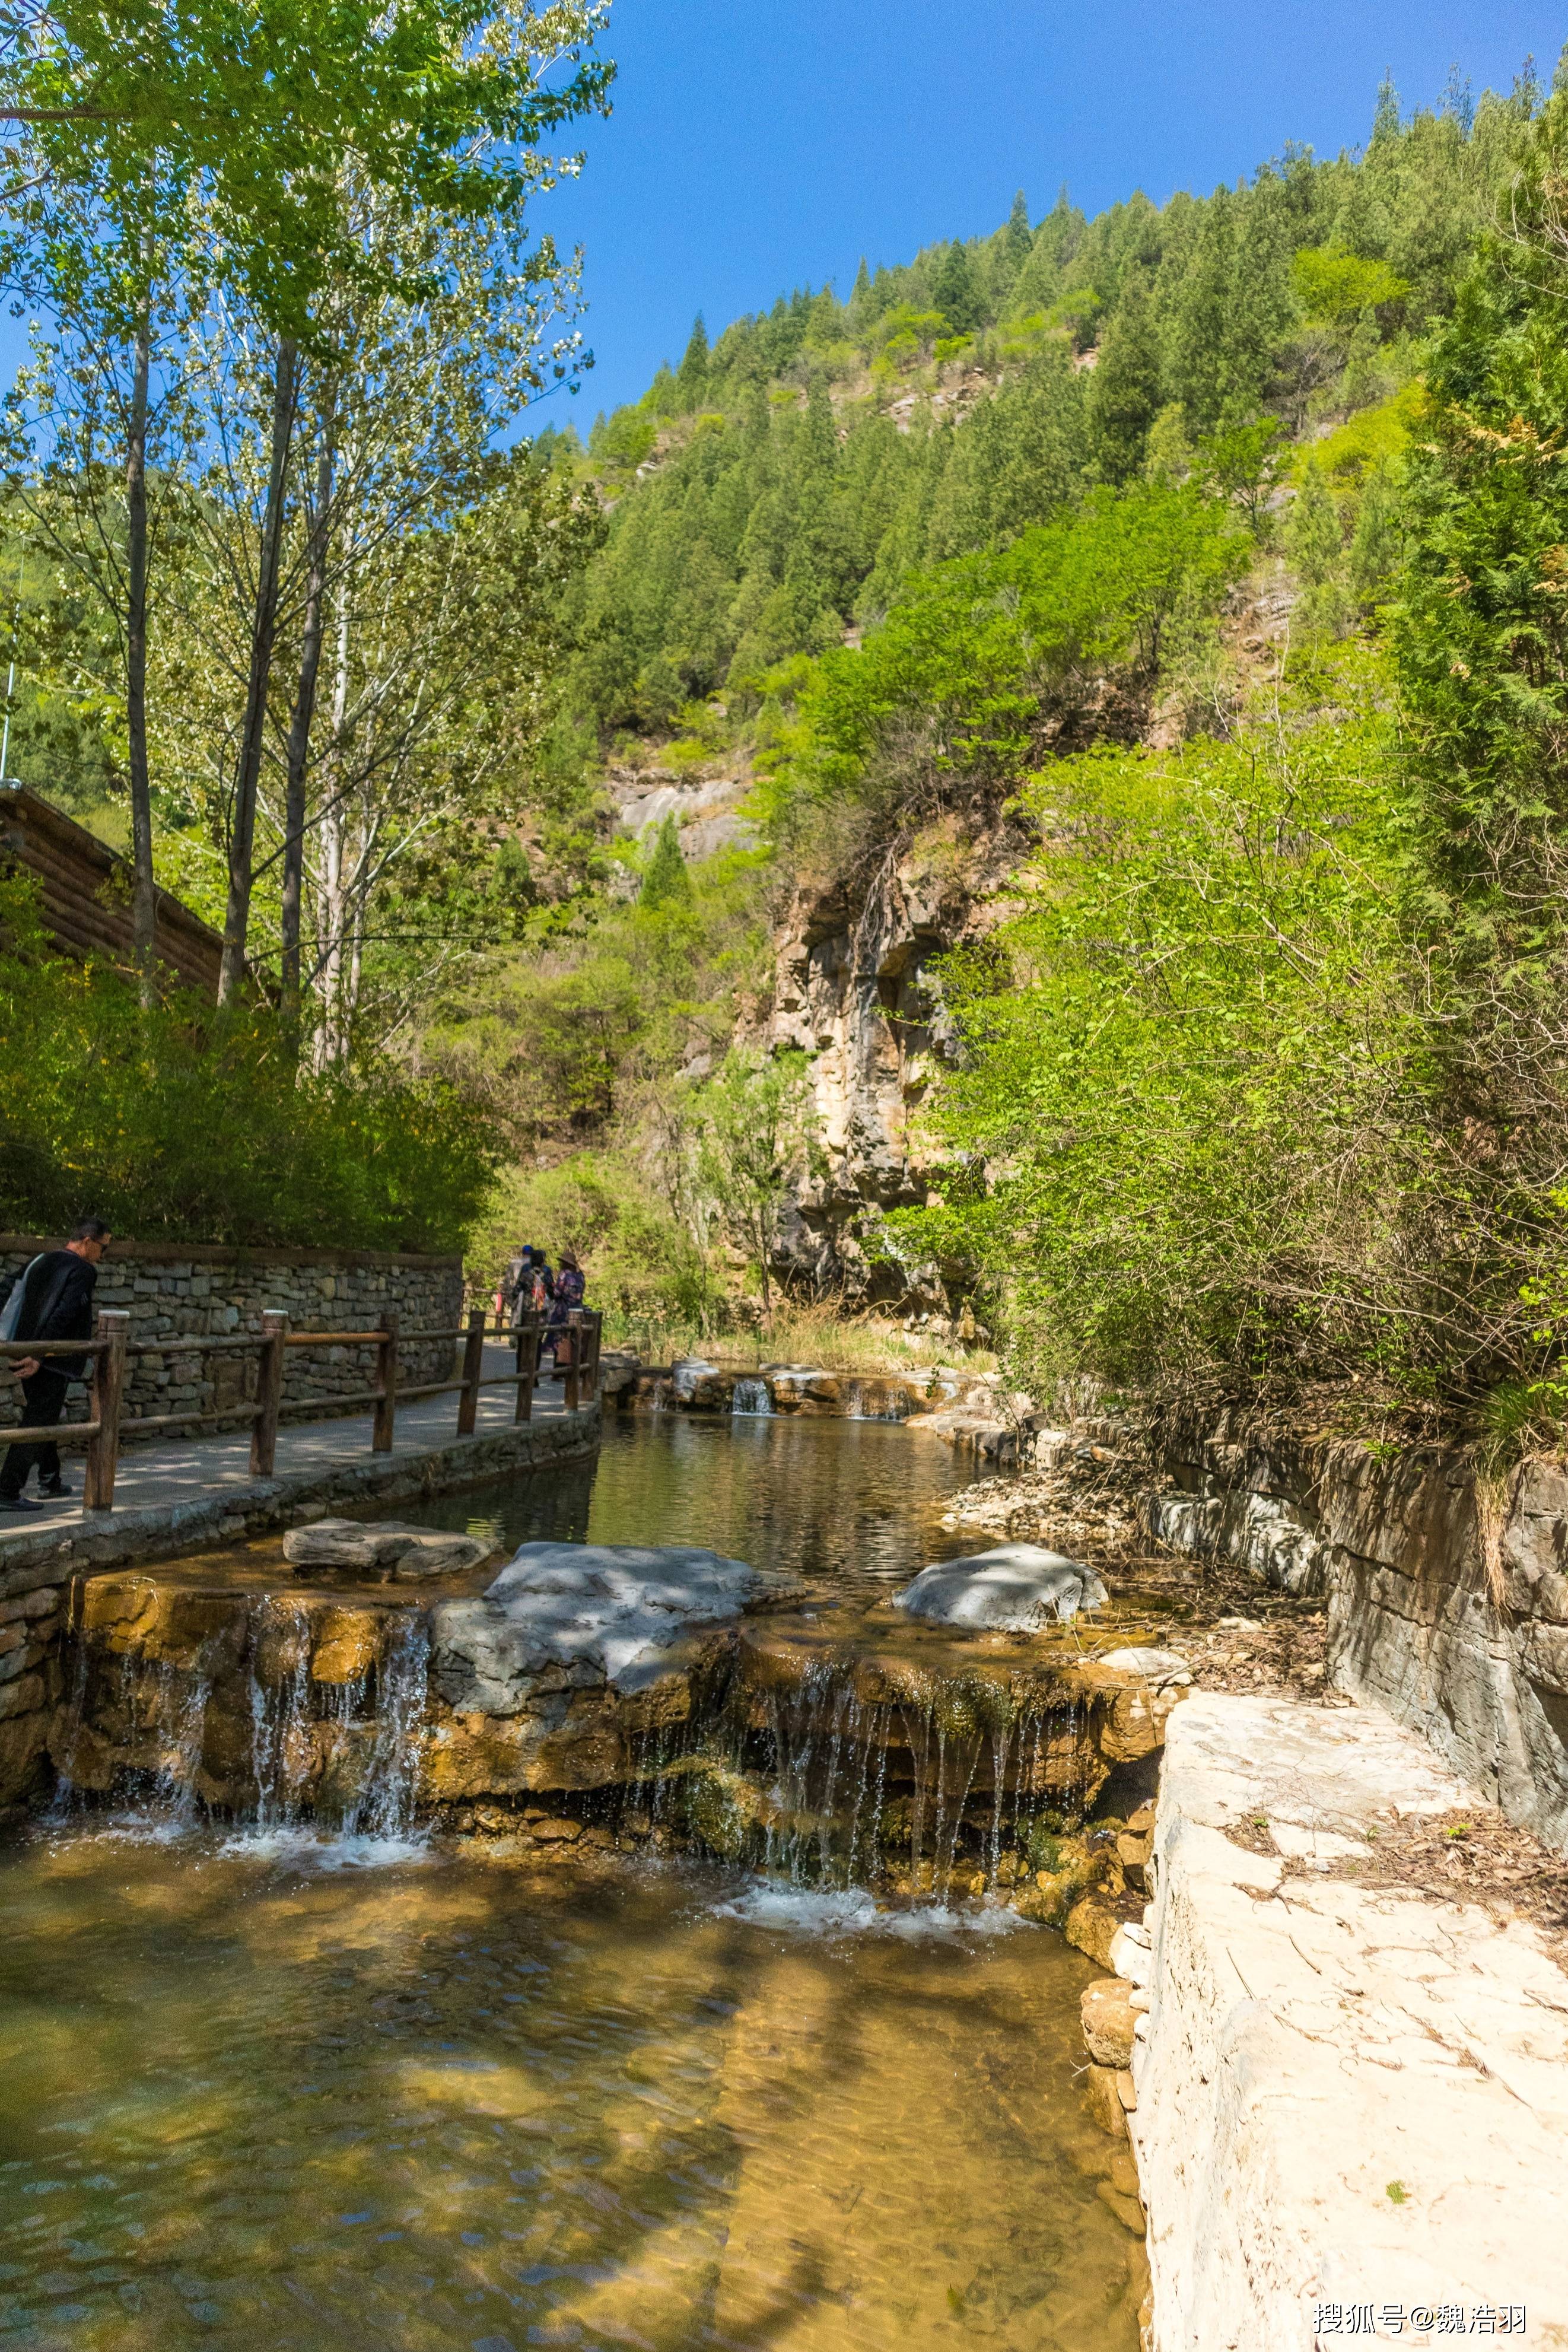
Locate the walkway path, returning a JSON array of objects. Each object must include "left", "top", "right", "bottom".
[{"left": 0, "top": 1343, "right": 593, "bottom": 1577}]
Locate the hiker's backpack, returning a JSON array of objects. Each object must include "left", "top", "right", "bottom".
[{"left": 0, "top": 1255, "right": 44, "bottom": 1344}]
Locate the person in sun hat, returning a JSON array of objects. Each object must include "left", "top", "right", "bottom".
[{"left": 546, "top": 1247, "right": 587, "bottom": 1381}]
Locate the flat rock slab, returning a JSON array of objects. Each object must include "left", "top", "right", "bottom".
[
  {"left": 283, "top": 1519, "right": 493, "bottom": 1582},
  {"left": 1136, "top": 1692, "right": 1568, "bottom": 2348},
  {"left": 431, "top": 1540, "right": 804, "bottom": 1706},
  {"left": 893, "top": 1543, "right": 1108, "bottom": 1630}
]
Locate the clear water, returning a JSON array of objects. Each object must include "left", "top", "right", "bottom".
[
  {"left": 0, "top": 1416, "right": 1149, "bottom": 2350},
  {"left": 411, "top": 1410, "right": 985, "bottom": 1609}
]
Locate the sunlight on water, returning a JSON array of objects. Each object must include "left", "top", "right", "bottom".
[{"left": 0, "top": 1831, "right": 1147, "bottom": 2351}]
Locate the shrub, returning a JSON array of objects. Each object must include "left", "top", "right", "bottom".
[{"left": 0, "top": 874, "right": 498, "bottom": 1251}]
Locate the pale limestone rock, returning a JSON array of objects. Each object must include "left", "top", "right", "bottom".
[
  {"left": 1133, "top": 1691, "right": 1568, "bottom": 2350},
  {"left": 1096, "top": 1648, "right": 1192, "bottom": 1686},
  {"left": 1082, "top": 1976, "right": 1140, "bottom": 2068},
  {"left": 893, "top": 1542, "right": 1107, "bottom": 1630}
]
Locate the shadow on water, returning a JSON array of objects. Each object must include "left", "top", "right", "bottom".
[{"left": 0, "top": 1416, "right": 1148, "bottom": 2350}]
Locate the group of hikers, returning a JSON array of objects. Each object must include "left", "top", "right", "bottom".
[{"left": 496, "top": 1242, "right": 589, "bottom": 1376}]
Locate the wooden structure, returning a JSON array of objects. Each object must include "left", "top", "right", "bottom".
[
  {"left": 0, "top": 782, "right": 225, "bottom": 998},
  {"left": 0, "top": 1308, "right": 604, "bottom": 1517}
]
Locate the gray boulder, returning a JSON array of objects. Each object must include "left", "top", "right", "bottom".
[
  {"left": 284, "top": 1518, "right": 492, "bottom": 1582},
  {"left": 893, "top": 1542, "right": 1108, "bottom": 1631},
  {"left": 430, "top": 1540, "right": 802, "bottom": 1709}
]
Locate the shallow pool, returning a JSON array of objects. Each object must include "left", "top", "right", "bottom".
[{"left": 1, "top": 1413, "right": 1149, "bottom": 2349}]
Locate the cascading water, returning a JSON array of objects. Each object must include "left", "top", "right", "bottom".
[
  {"left": 614, "top": 1637, "right": 1098, "bottom": 1904},
  {"left": 731, "top": 1376, "right": 773, "bottom": 1417},
  {"left": 344, "top": 1612, "right": 430, "bottom": 1841}
]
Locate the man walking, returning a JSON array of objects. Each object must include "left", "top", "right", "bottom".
[{"left": 0, "top": 1218, "right": 112, "bottom": 1513}]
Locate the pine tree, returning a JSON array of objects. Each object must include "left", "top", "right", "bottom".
[
  {"left": 1006, "top": 189, "right": 1032, "bottom": 265},
  {"left": 931, "top": 243, "right": 982, "bottom": 336},
  {"left": 675, "top": 316, "right": 710, "bottom": 411},
  {"left": 1086, "top": 272, "right": 1163, "bottom": 482},
  {"left": 640, "top": 814, "right": 692, "bottom": 907}
]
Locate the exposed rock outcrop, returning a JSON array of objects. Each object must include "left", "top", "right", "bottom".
[{"left": 765, "top": 819, "right": 1028, "bottom": 1308}]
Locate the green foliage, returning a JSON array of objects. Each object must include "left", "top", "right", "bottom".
[
  {"left": 890, "top": 664, "right": 1422, "bottom": 1397},
  {"left": 1195, "top": 414, "right": 1289, "bottom": 535},
  {"left": 556, "top": 74, "right": 1535, "bottom": 758},
  {"left": 691, "top": 1047, "right": 819, "bottom": 1316},
  {"left": 1285, "top": 456, "right": 1351, "bottom": 635},
  {"left": 758, "top": 483, "right": 1248, "bottom": 856},
  {"left": 640, "top": 815, "right": 692, "bottom": 909},
  {"left": 0, "top": 875, "right": 495, "bottom": 1248},
  {"left": 5, "top": 0, "right": 614, "bottom": 339},
  {"left": 1292, "top": 244, "right": 1410, "bottom": 327}
]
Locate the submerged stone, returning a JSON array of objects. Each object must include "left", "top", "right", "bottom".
[
  {"left": 893, "top": 1543, "right": 1108, "bottom": 1630},
  {"left": 282, "top": 1519, "right": 492, "bottom": 1581},
  {"left": 431, "top": 1539, "right": 804, "bottom": 1706}
]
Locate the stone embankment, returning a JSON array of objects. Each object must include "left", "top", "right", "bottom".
[
  {"left": 1138, "top": 1414, "right": 1568, "bottom": 1857},
  {"left": 0, "top": 1401, "right": 599, "bottom": 1813},
  {"left": 0, "top": 1230, "right": 463, "bottom": 1436},
  {"left": 949, "top": 1410, "right": 1568, "bottom": 1859},
  {"left": 1098, "top": 1693, "right": 1568, "bottom": 2350}
]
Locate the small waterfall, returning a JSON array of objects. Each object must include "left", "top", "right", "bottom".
[
  {"left": 344, "top": 1613, "right": 431, "bottom": 1841},
  {"left": 248, "top": 1597, "right": 316, "bottom": 1827},
  {"left": 618, "top": 1641, "right": 1090, "bottom": 1902},
  {"left": 731, "top": 1377, "right": 772, "bottom": 1418}
]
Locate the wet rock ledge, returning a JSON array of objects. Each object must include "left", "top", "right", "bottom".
[{"left": 54, "top": 1539, "right": 1189, "bottom": 1900}]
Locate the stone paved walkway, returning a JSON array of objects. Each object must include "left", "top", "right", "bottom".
[{"left": 0, "top": 1342, "right": 580, "bottom": 1560}]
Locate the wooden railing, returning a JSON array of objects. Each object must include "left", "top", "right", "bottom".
[{"left": 0, "top": 1306, "right": 603, "bottom": 1520}]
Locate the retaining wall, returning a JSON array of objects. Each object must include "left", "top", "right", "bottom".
[
  {"left": 0, "top": 1232, "right": 464, "bottom": 1436},
  {"left": 0, "top": 1400, "right": 600, "bottom": 1813},
  {"left": 1142, "top": 1409, "right": 1568, "bottom": 1853}
]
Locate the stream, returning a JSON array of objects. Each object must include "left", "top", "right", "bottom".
[{"left": 0, "top": 1416, "right": 1150, "bottom": 2350}]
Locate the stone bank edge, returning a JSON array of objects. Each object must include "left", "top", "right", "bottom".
[{"left": 0, "top": 1402, "right": 600, "bottom": 1810}]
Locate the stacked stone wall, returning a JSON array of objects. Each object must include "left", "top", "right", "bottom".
[
  {"left": 0, "top": 1234, "right": 464, "bottom": 1439},
  {"left": 1140, "top": 1407, "right": 1568, "bottom": 1853}
]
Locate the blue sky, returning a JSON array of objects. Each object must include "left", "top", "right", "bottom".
[{"left": 530, "top": 0, "right": 1568, "bottom": 427}]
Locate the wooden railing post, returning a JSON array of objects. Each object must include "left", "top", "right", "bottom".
[
  {"left": 514, "top": 1317, "right": 536, "bottom": 1423},
  {"left": 373, "top": 1311, "right": 399, "bottom": 1452},
  {"left": 457, "top": 1308, "right": 485, "bottom": 1437},
  {"left": 587, "top": 1310, "right": 602, "bottom": 1402},
  {"left": 252, "top": 1310, "right": 287, "bottom": 1477},
  {"left": 82, "top": 1309, "right": 129, "bottom": 1514},
  {"left": 565, "top": 1310, "right": 583, "bottom": 1412}
]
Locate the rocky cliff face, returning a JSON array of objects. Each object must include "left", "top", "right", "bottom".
[{"left": 765, "top": 818, "right": 1026, "bottom": 1312}]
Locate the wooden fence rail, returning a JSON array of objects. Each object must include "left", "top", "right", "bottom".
[{"left": 0, "top": 1304, "right": 602, "bottom": 1521}]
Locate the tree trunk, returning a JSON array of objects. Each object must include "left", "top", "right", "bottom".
[
  {"left": 279, "top": 395, "right": 337, "bottom": 1034},
  {"left": 125, "top": 306, "right": 156, "bottom": 1003},
  {"left": 311, "top": 580, "right": 353, "bottom": 1070},
  {"left": 218, "top": 333, "right": 299, "bottom": 1005}
]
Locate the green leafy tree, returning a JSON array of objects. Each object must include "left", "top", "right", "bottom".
[
  {"left": 693, "top": 1048, "right": 818, "bottom": 1320},
  {"left": 640, "top": 813, "right": 692, "bottom": 909},
  {"left": 1195, "top": 413, "right": 1289, "bottom": 536}
]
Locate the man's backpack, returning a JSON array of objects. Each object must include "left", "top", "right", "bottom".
[{"left": 0, "top": 1256, "right": 44, "bottom": 1343}]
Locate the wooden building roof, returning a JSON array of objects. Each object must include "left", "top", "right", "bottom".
[{"left": 0, "top": 783, "right": 225, "bottom": 999}]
